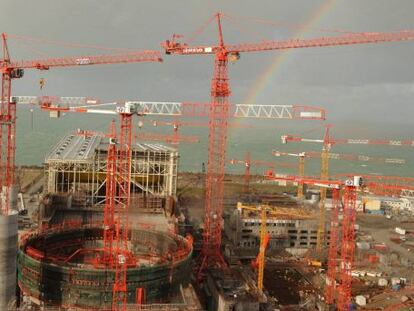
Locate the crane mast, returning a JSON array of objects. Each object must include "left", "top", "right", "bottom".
[
  {"left": 103, "top": 121, "right": 117, "bottom": 266},
  {"left": 325, "top": 188, "right": 340, "bottom": 304},
  {"left": 244, "top": 152, "right": 251, "bottom": 194},
  {"left": 336, "top": 184, "right": 358, "bottom": 311},
  {"left": 317, "top": 125, "right": 331, "bottom": 251},
  {"left": 257, "top": 206, "right": 268, "bottom": 294},
  {"left": 298, "top": 155, "right": 305, "bottom": 198},
  {"left": 1, "top": 34, "right": 20, "bottom": 215},
  {"left": 199, "top": 13, "right": 231, "bottom": 276},
  {"left": 112, "top": 113, "right": 133, "bottom": 311}
]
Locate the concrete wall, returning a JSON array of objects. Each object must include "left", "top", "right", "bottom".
[
  {"left": 225, "top": 210, "right": 321, "bottom": 250},
  {"left": 18, "top": 227, "right": 192, "bottom": 309},
  {"left": 0, "top": 213, "right": 18, "bottom": 309}
]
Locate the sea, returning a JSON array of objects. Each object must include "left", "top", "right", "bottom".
[{"left": 16, "top": 105, "right": 414, "bottom": 178}]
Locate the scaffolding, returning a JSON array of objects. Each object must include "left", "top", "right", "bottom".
[{"left": 44, "top": 134, "right": 178, "bottom": 207}]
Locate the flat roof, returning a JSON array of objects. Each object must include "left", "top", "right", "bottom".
[
  {"left": 46, "top": 134, "right": 177, "bottom": 162},
  {"left": 46, "top": 134, "right": 101, "bottom": 162}
]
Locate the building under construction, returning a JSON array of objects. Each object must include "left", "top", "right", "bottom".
[
  {"left": 225, "top": 206, "right": 320, "bottom": 250},
  {"left": 16, "top": 133, "right": 200, "bottom": 310},
  {"left": 18, "top": 224, "right": 193, "bottom": 309},
  {"left": 223, "top": 198, "right": 322, "bottom": 262},
  {"left": 44, "top": 133, "right": 179, "bottom": 205}
]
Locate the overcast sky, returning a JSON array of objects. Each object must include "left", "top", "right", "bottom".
[{"left": 1, "top": 0, "right": 414, "bottom": 134}]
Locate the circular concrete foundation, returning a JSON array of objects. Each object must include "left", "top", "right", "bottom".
[{"left": 17, "top": 226, "right": 192, "bottom": 309}]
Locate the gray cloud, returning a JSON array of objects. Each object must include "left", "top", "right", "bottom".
[{"left": 1, "top": 0, "right": 413, "bottom": 133}]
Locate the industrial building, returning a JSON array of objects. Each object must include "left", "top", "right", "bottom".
[
  {"left": 44, "top": 133, "right": 179, "bottom": 206},
  {"left": 225, "top": 206, "right": 320, "bottom": 250},
  {"left": 362, "top": 195, "right": 414, "bottom": 214}
]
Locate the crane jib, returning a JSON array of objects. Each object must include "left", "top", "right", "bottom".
[{"left": 75, "top": 58, "right": 91, "bottom": 65}]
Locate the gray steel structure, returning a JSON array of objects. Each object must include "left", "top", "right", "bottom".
[{"left": 44, "top": 134, "right": 178, "bottom": 206}]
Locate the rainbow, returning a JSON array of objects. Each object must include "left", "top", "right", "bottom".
[{"left": 243, "top": 0, "right": 336, "bottom": 106}]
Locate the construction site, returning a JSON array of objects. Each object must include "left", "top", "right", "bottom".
[{"left": 1, "top": 2, "right": 414, "bottom": 311}]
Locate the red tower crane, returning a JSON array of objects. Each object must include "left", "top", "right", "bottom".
[
  {"left": 41, "top": 103, "right": 142, "bottom": 311},
  {"left": 0, "top": 33, "right": 162, "bottom": 216},
  {"left": 265, "top": 171, "right": 361, "bottom": 311},
  {"left": 281, "top": 125, "right": 408, "bottom": 250},
  {"left": 228, "top": 151, "right": 297, "bottom": 193},
  {"left": 56, "top": 118, "right": 135, "bottom": 311},
  {"left": 162, "top": 12, "right": 414, "bottom": 277},
  {"left": 112, "top": 111, "right": 133, "bottom": 311}
]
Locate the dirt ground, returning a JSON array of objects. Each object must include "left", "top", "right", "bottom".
[
  {"left": 17, "top": 166, "right": 43, "bottom": 192},
  {"left": 357, "top": 213, "right": 414, "bottom": 280},
  {"left": 264, "top": 265, "right": 303, "bottom": 304}
]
